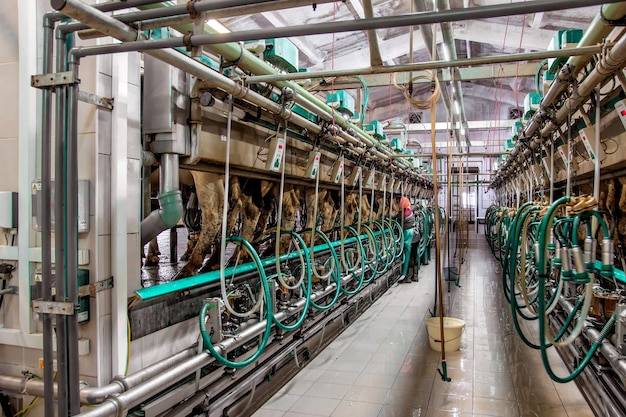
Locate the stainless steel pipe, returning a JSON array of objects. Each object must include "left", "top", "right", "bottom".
[
  {"left": 78, "top": 0, "right": 338, "bottom": 40},
  {"left": 95, "top": 0, "right": 625, "bottom": 48},
  {"left": 54, "top": 0, "right": 382, "bottom": 165},
  {"left": 0, "top": 347, "right": 198, "bottom": 404},
  {"left": 244, "top": 45, "right": 607, "bottom": 83}
]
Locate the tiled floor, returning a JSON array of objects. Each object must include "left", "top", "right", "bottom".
[{"left": 252, "top": 229, "right": 593, "bottom": 417}]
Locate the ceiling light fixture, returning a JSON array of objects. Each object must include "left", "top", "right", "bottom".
[{"left": 206, "top": 19, "right": 230, "bottom": 34}]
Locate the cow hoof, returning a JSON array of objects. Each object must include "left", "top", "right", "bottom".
[
  {"left": 173, "top": 269, "right": 193, "bottom": 280},
  {"left": 144, "top": 255, "right": 160, "bottom": 267}
]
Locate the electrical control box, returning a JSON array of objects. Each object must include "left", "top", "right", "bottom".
[
  {"left": 389, "top": 137, "right": 405, "bottom": 152},
  {"left": 615, "top": 99, "right": 626, "bottom": 130},
  {"left": 32, "top": 268, "right": 90, "bottom": 323},
  {"left": 263, "top": 38, "right": 299, "bottom": 73},
  {"left": 547, "top": 29, "right": 583, "bottom": 76},
  {"left": 326, "top": 91, "right": 356, "bottom": 118},
  {"left": 304, "top": 151, "right": 321, "bottom": 179},
  {"left": 293, "top": 104, "right": 318, "bottom": 123},
  {"left": 347, "top": 167, "right": 361, "bottom": 187},
  {"left": 330, "top": 158, "right": 344, "bottom": 183},
  {"left": 202, "top": 298, "right": 225, "bottom": 343},
  {"left": 266, "top": 136, "right": 286, "bottom": 172},
  {"left": 350, "top": 111, "right": 361, "bottom": 125},
  {"left": 504, "top": 138, "right": 515, "bottom": 152},
  {"left": 366, "top": 121, "right": 384, "bottom": 139},
  {"left": 32, "top": 179, "right": 90, "bottom": 233},
  {"left": 578, "top": 127, "right": 606, "bottom": 162},
  {"left": 542, "top": 70, "right": 555, "bottom": 96},
  {"left": 511, "top": 119, "right": 524, "bottom": 140},
  {"left": 0, "top": 191, "right": 18, "bottom": 229},
  {"left": 523, "top": 92, "right": 542, "bottom": 119}
]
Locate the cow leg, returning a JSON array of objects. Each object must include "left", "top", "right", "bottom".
[
  {"left": 180, "top": 231, "right": 197, "bottom": 261},
  {"left": 279, "top": 188, "right": 300, "bottom": 253},
  {"left": 175, "top": 172, "right": 224, "bottom": 279},
  {"left": 227, "top": 194, "right": 262, "bottom": 265},
  {"left": 199, "top": 244, "right": 221, "bottom": 273},
  {"left": 144, "top": 238, "right": 160, "bottom": 266}
]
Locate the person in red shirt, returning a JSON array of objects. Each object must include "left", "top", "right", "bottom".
[{"left": 397, "top": 196, "right": 415, "bottom": 282}]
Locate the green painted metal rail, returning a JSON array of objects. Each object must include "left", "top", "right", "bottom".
[{"left": 135, "top": 230, "right": 387, "bottom": 301}]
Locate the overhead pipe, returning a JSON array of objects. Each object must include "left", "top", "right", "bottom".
[
  {"left": 133, "top": 0, "right": 620, "bottom": 175},
  {"left": 78, "top": 0, "right": 339, "bottom": 40},
  {"left": 400, "top": 152, "right": 504, "bottom": 157},
  {"left": 437, "top": 0, "right": 472, "bottom": 149},
  {"left": 53, "top": 0, "right": 428, "bottom": 184},
  {"left": 363, "top": 0, "right": 383, "bottom": 66},
  {"left": 496, "top": 2, "right": 626, "bottom": 184},
  {"left": 541, "top": 33, "right": 626, "bottom": 137},
  {"left": 500, "top": 22, "right": 626, "bottom": 182},
  {"left": 244, "top": 45, "right": 607, "bottom": 83},
  {"left": 128, "top": 0, "right": 625, "bottom": 46},
  {"left": 413, "top": 0, "right": 462, "bottom": 151},
  {"left": 58, "top": 0, "right": 619, "bottom": 179}
]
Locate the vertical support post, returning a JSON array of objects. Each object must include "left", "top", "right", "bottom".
[
  {"left": 37, "top": 11, "right": 55, "bottom": 417},
  {"left": 54, "top": 27, "right": 69, "bottom": 417},
  {"left": 111, "top": 53, "right": 129, "bottom": 376},
  {"left": 67, "top": 53, "right": 81, "bottom": 415}
]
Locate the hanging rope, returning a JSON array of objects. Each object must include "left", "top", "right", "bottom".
[{"left": 393, "top": 71, "right": 441, "bottom": 110}]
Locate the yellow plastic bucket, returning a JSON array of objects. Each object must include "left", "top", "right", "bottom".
[{"left": 426, "top": 317, "right": 465, "bottom": 352}]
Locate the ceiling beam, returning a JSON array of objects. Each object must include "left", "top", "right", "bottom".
[
  {"left": 531, "top": 12, "right": 545, "bottom": 28},
  {"left": 310, "top": 30, "right": 430, "bottom": 71},
  {"left": 343, "top": 0, "right": 395, "bottom": 66},
  {"left": 311, "top": 19, "right": 555, "bottom": 71},
  {"left": 454, "top": 20, "right": 553, "bottom": 51}
]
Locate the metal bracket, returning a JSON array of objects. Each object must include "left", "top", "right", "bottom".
[
  {"left": 32, "top": 300, "right": 76, "bottom": 316},
  {"left": 78, "top": 91, "right": 114, "bottom": 111},
  {"left": 78, "top": 276, "right": 114, "bottom": 298},
  {"left": 31, "top": 71, "right": 78, "bottom": 89}
]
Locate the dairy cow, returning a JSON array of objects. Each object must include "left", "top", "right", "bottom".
[{"left": 174, "top": 172, "right": 273, "bottom": 279}]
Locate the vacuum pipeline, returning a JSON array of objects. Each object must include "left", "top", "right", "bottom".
[
  {"left": 78, "top": 0, "right": 339, "bottom": 39},
  {"left": 0, "top": 347, "right": 197, "bottom": 404},
  {"left": 559, "top": 296, "right": 626, "bottom": 384}
]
